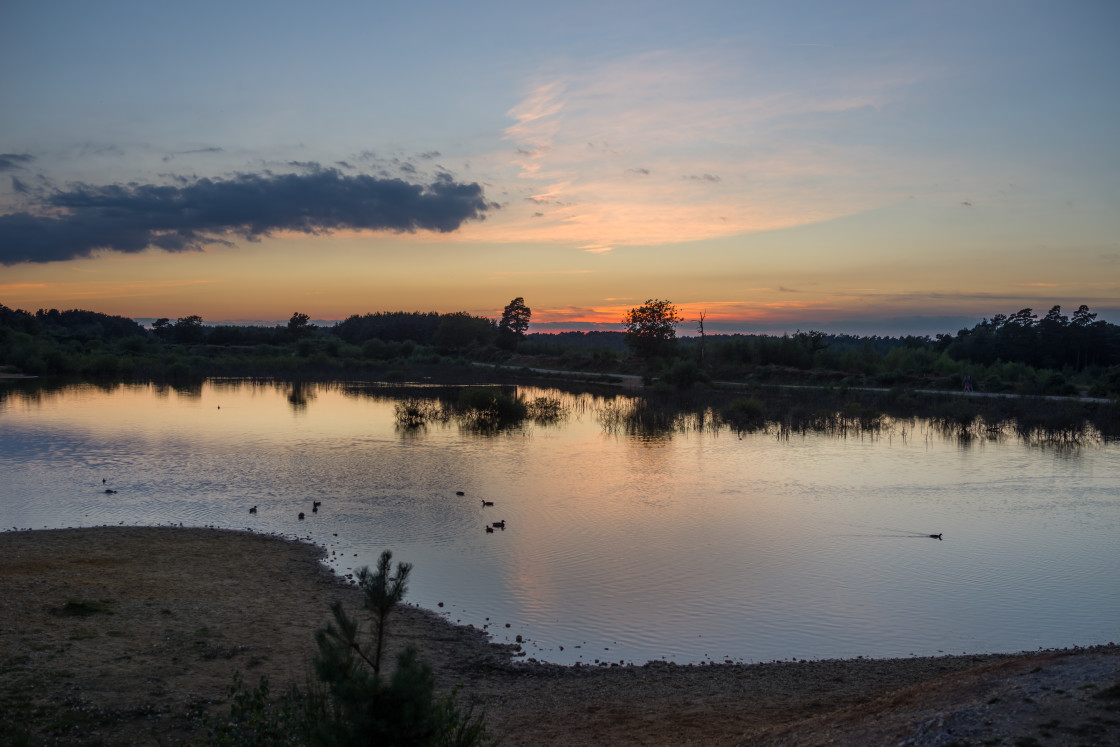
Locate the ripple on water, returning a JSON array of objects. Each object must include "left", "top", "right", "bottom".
[{"left": 2, "top": 381, "right": 1119, "bottom": 666}]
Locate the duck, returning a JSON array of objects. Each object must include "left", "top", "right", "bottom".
[
  {"left": 312, "top": 501, "right": 322, "bottom": 512},
  {"left": 492, "top": 520, "right": 506, "bottom": 530},
  {"left": 104, "top": 489, "right": 117, "bottom": 494},
  {"left": 298, "top": 512, "right": 305, "bottom": 520},
  {"left": 249, "top": 505, "right": 258, "bottom": 514},
  {"left": 456, "top": 491, "right": 465, "bottom": 496},
  {"left": 481, "top": 500, "right": 494, "bottom": 507},
  {"left": 485, "top": 526, "right": 494, "bottom": 534},
  {"left": 929, "top": 533, "right": 942, "bottom": 540}
]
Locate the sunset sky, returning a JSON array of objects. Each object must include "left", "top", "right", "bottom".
[{"left": 1, "top": 1, "right": 1117, "bottom": 335}]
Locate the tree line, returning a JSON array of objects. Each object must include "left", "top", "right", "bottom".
[
  {"left": 1, "top": 298, "right": 1118, "bottom": 398},
  {"left": 618, "top": 299, "right": 1119, "bottom": 396}
]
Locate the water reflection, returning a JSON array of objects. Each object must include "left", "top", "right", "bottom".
[
  {"left": 286, "top": 381, "right": 315, "bottom": 412},
  {"left": 1, "top": 379, "right": 1117, "bottom": 666}
]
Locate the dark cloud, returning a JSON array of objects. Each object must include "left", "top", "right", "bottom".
[
  {"left": 685, "top": 173, "right": 721, "bottom": 183},
  {"left": 0, "top": 153, "right": 34, "bottom": 172},
  {"left": 960, "top": 200, "right": 972, "bottom": 207},
  {"left": 627, "top": 168, "right": 650, "bottom": 176},
  {"left": 0, "top": 167, "right": 494, "bottom": 265},
  {"left": 11, "top": 177, "right": 31, "bottom": 194}
]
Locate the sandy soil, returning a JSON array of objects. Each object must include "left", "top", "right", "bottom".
[{"left": 1, "top": 527, "right": 1117, "bottom": 745}]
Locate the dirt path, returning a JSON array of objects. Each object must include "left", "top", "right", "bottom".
[{"left": 2, "top": 527, "right": 1117, "bottom": 745}]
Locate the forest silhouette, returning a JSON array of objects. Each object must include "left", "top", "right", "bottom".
[{"left": 1, "top": 300, "right": 1118, "bottom": 401}]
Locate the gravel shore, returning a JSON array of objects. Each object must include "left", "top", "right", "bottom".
[{"left": 2, "top": 526, "right": 1116, "bottom": 745}]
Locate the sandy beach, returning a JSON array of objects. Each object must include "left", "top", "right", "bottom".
[{"left": 1, "top": 526, "right": 1116, "bottom": 745}]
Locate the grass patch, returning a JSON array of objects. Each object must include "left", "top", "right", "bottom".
[{"left": 49, "top": 599, "right": 114, "bottom": 617}]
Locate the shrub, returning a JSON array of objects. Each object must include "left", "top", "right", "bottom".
[
  {"left": 722, "top": 397, "right": 767, "bottom": 430},
  {"left": 661, "top": 359, "right": 708, "bottom": 390},
  {"left": 456, "top": 387, "right": 527, "bottom": 429}
]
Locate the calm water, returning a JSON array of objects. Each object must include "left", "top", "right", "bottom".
[{"left": 2, "top": 380, "right": 1117, "bottom": 666}]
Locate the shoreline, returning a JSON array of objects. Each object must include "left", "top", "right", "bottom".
[
  {"left": 2, "top": 525, "right": 1117, "bottom": 745},
  {"left": 4, "top": 521, "right": 1098, "bottom": 670}
]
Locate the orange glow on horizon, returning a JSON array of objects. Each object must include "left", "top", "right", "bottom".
[{"left": 530, "top": 299, "right": 856, "bottom": 328}]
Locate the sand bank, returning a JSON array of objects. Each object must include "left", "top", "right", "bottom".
[{"left": 1, "top": 526, "right": 1116, "bottom": 745}]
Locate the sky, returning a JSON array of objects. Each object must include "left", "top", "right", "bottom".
[{"left": 1, "top": 0, "right": 1118, "bottom": 336}]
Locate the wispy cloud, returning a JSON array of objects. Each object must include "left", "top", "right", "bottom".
[
  {"left": 162, "top": 146, "right": 224, "bottom": 163},
  {"left": 479, "top": 46, "right": 927, "bottom": 252},
  {"left": 0, "top": 166, "right": 494, "bottom": 265}
]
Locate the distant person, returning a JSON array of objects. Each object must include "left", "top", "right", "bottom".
[{"left": 963, "top": 375, "right": 973, "bottom": 392}]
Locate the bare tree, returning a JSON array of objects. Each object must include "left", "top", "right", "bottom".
[{"left": 696, "top": 310, "right": 707, "bottom": 366}]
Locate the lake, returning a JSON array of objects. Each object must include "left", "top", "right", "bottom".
[{"left": 1, "top": 379, "right": 1117, "bottom": 666}]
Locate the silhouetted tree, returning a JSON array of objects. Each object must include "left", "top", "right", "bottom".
[
  {"left": 288, "top": 311, "right": 312, "bottom": 335},
  {"left": 497, "top": 297, "right": 531, "bottom": 350},
  {"left": 172, "top": 315, "right": 205, "bottom": 344},
  {"left": 623, "top": 299, "right": 683, "bottom": 360},
  {"left": 151, "top": 318, "right": 172, "bottom": 340}
]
